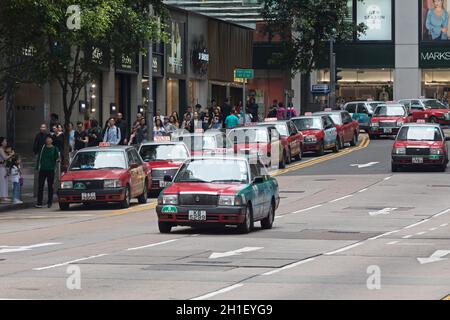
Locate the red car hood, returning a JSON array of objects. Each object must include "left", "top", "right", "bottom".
[
  {"left": 164, "top": 182, "right": 245, "bottom": 195},
  {"left": 61, "top": 169, "right": 127, "bottom": 181},
  {"left": 145, "top": 160, "right": 183, "bottom": 170},
  {"left": 394, "top": 141, "right": 445, "bottom": 148},
  {"left": 301, "top": 129, "right": 322, "bottom": 136}
]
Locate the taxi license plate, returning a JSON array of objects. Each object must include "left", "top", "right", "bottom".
[
  {"left": 81, "top": 192, "right": 96, "bottom": 201},
  {"left": 159, "top": 180, "right": 170, "bottom": 188},
  {"left": 189, "top": 210, "right": 206, "bottom": 221},
  {"left": 383, "top": 128, "right": 392, "bottom": 134},
  {"left": 412, "top": 157, "right": 423, "bottom": 164}
]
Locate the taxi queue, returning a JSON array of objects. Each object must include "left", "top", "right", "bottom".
[{"left": 57, "top": 101, "right": 450, "bottom": 233}]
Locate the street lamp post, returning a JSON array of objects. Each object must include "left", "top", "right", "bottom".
[
  {"left": 329, "top": 37, "right": 336, "bottom": 109},
  {"left": 146, "top": 4, "right": 154, "bottom": 142}
]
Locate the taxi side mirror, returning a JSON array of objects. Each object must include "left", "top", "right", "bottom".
[
  {"left": 253, "top": 176, "right": 264, "bottom": 184},
  {"left": 164, "top": 175, "right": 173, "bottom": 182}
]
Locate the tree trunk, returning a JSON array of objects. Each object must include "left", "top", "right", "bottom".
[
  {"left": 5, "top": 83, "right": 15, "bottom": 148},
  {"left": 62, "top": 88, "right": 71, "bottom": 169}
]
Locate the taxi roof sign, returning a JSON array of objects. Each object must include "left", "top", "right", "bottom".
[
  {"left": 195, "top": 128, "right": 205, "bottom": 133},
  {"left": 264, "top": 118, "right": 278, "bottom": 122},
  {"left": 154, "top": 136, "right": 171, "bottom": 142},
  {"left": 324, "top": 108, "right": 332, "bottom": 112},
  {"left": 99, "top": 142, "right": 111, "bottom": 147},
  {"left": 305, "top": 112, "right": 313, "bottom": 116},
  {"left": 417, "top": 119, "right": 426, "bottom": 123}
]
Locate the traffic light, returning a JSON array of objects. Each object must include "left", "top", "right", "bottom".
[{"left": 335, "top": 68, "right": 343, "bottom": 90}]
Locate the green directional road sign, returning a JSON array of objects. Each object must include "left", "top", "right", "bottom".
[{"left": 234, "top": 69, "right": 254, "bottom": 79}]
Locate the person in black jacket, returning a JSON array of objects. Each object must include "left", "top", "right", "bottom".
[
  {"left": 33, "top": 124, "right": 50, "bottom": 156},
  {"left": 116, "top": 113, "right": 128, "bottom": 145}
]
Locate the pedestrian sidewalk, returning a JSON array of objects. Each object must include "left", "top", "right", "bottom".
[{"left": 0, "top": 174, "right": 36, "bottom": 213}]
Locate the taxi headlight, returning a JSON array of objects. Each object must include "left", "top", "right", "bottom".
[
  {"left": 104, "top": 179, "right": 122, "bottom": 188},
  {"left": 305, "top": 135, "right": 317, "bottom": 143},
  {"left": 430, "top": 148, "right": 444, "bottom": 155},
  {"left": 394, "top": 147, "right": 406, "bottom": 155},
  {"left": 218, "top": 195, "right": 243, "bottom": 206},
  {"left": 161, "top": 194, "right": 178, "bottom": 205},
  {"left": 60, "top": 181, "right": 73, "bottom": 189},
  {"left": 371, "top": 122, "right": 379, "bottom": 127},
  {"left": 396, "top": 121, "right": 404, "bottom": 127}
]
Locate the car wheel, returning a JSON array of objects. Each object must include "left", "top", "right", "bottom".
[
  {"left": 59, "top": 202, "right": 70, "bottom": 211},
  {"left": 137, "top": 181, "right": 148, "bottom": 204},
  {"left": 261, "top": 201, "right": 275, "bottom": 230},
  {"left": 369, "top": 134, "right": 377, "bottom": 140},
  {"left": 317, "top": 142, "right": 325, "bottom": 156},
  {"left": 120, "top": 186, "right": 131, "bottom": 209},
  {"left": 294, "top": 148, "right": 302, "bottom": 161},
  {"left": 440, "top": 164, "right": 447, "bottom": 172},
  {"left": 350, "top": 133, "right": 358, "bottom": 146},
  {"left": 391, "top": 163, "right": 398, "bottom": 172},
  {"left": 333, "top": 140, "right": 340, "bottom": 153},
  {"left": 237, "top": 205, "right": 254, "bottom": 234},
  {"left": 158, "top": 221, "right": 172, "bottom": 233},
  {"left": 279, "top": 151, "right": 286, "bottom": 169},
  {"left": 286, "top": 148, "right": 292, "bottom": 164}
]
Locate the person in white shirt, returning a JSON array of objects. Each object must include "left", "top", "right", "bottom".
[
  {"left": 103, "top": 118, "right": 121, "bottom": 145},
  {"left": 10, "top": 157, "right": 22, "bottom": 204}
]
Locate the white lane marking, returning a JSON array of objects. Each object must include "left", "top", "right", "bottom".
[
  {"left": 275, "top": 215, "right": 284, "bottom": 219},
  {"left": 369, "top": 207, "right": 398, "bottom": 217},
  {"left": 126, "top": 239, "right": 179, "bottom": 251},
  {"left": 358, "top": 188, "right": 368, "bottom": 193},
  {"left": 368, "top": 230, "right": 402, "bottom": 241},
  {"left": 384, "top": 177, "right": 392, "bottom": 181},
  {"left": 417, "top": 250, "right": 450, "bottom": 265},
  {"left": 429, "top": 227, "right": 438, "bottom": 231},
  {"left": 416, "top": 231, "right": 427, "bottom": 236},
  {"left": 324, "top": 242, "right": 364, "bottom": 255},
  {"left": 329, "top": 195, "right": 353, "bottom": 203},
  {"left": 404, "top": 220, "right": 430, "bottom": 229},
  {"left": 387, "top": 241, "right": 399, "bottom": 245},
  {"left": 293, "top": 205, "right": 322, "bottom": 214},
  {"left": 33, "top": 254, "right": 108, "bottom": 271},
  {"left": 441, "top": 223, "right": 448, "bottom": 227},
  {"left": 434, "top": 208, "right": 450, "bottom": 217},
  {"left": 0, "top": 242, "right": 61, "bottom": 254},
  {"left": 191, "top": 284, "right": 243, "bottom": 300},
  {"left": 191, "top": 234, "right": 200, "bottom": 237},
  {"left": 350, "top": 162, "right": 379, "bottom": 169},
  {"left": 209, "top": 247, "right": 263, "bottom": 259},
  {"left": 402, "top": 235, "right": 413, "bottom": 239},
  {"left": 262, "top": 258, "right": 316, "bottom": 276}
]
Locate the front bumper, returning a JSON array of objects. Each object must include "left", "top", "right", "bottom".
[
  {"left": 392, "top": 155, "right": 446, "bottom": 166},
  {"left": 303, "top": 142, "right": 320, "bottom": 152},
  {"left": 156, "top": 205, "right": 247, "bottom": 226},
  {"left": 369, "top": 127, "right": 400, "bottom": 136},
  {"left": 57, "top": 188, "right": 126, "bottom": 203}
]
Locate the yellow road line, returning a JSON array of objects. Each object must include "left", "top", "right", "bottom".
[
  {"left": 271, "top": 136, "right": 370, "bottom": 177},
  {"left": 101, "top": 201, "right": 157, "bottom": 217},
  {"left": 443, "top": 295, "right": 450, "bottom": 300}
]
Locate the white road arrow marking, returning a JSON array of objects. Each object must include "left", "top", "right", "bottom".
[
  {"left": 209, "top": 247, "right": 263, "bottom": 259},
  {"left": 350, "top": 162, "right": 379, "bottom": 169},
  {"left": 417, "top": 250, "right": 450, "bottom": 264},
  {"left": 0, "top": 242, "right": 61, "bottom": 254},
  {"left": 369, "top": 208, "right": 398, "bottom": 216}
]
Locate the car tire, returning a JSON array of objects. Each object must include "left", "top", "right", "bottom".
[
  {"left": 294, "top": 148, "right": 302, "bottom": 161},
  {"left": 333, "top": 140, "right": 340, "bottom": 153},
  {"left": 261, "top": 201, "right": 275, "bottom": 230},
  {"left": 391, "top": 163, "right": 398, "bottom": 172},
  {"left": 158, "top": 221, "right": 172, "bottom": 233},
  {"left": 440, "top": 164, "right": 447, "bottom": 172},
  {"left": 369, "top": 134, "right": 377, "bottom": 140},
  {"left": 286, "top": 148, "right": 292, "bottom": 164},
  {"left": 59, "top": 202, "right": 70, "bottom": 211},
  {"left": 237, "top": 205, "right": 254, "bottom": 234},
  {"left": 350, "top": 132, "right": 358, "bottom": 146},
  {"left": 279, "top": 151, "right": 286, "bottom": 169},
  {"left": 137, "top": 181, "right": 148, "bottom": 204},
  {"left": 120, "top": 186, "right": 131, "bottom": 209},
  {"left": 317, "top": 142, "right": 325, "bottom": 156}
]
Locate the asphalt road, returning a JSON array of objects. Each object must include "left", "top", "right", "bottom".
[{"left": 1, "top": 134, "right": 450, "bottom": 300}]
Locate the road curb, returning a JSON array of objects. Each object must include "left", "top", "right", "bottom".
[{"left": 0, "top": 200, "right": 35, "bottom": 213}]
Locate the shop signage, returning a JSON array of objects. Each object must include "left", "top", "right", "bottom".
[
  {"left": 115, "top": 54, "right": 138, "bottom": 74},
  {"left": 168, "top": 21, "right": 185, "bottom": 74},
  {"left": 420, "top": 46, "right": 450, "bottom": 68},
  {"left": 192, "top": 38, "right": 209, "bottom": 76},
  {"left": 357, "top": 0, "right": 392, "bottom": 41},
  {"left": 234, "top": 69, "right": 254, "bottom": 79},
  {"left": 311, "top": 84, "right": 330, "bottom": 94}
]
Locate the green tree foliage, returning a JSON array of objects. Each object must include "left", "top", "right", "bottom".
[{"left": 261, "top": 0, "right": 366, "bottom": 75}]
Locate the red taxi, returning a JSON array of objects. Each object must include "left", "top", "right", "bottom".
[
  {"left": 138, "top": 141, "right": 190, "bottom": 195},
  {"left": 227, "top": 125, "right": 286, "bottom": 168},
  {"left": 172, "top": 130, "right": 232, "bottom": 156},
  {"left": 314, "top": 110, "right": 359, "bottom": 148},
  {"left": 391, "top": 123, "right": 449, "bottom": 172},
  {"left": 258, "top": 120, "right": 304, "bottom": 164},
  {"left": 57, "top": 146, "right": 150, "bottom": 210},
  {"left": 369, "top": 104, "right": 412, "bottom": 139},
  {"left": 291, "top": 115, "right": 339, "bottom": 155},
  {"left": 399, "top": 99, "right": 450, "bottom": 125}
]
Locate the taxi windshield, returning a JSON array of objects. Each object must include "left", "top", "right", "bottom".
[
  {"left": 275, "top": 124, "right": 288, "bottom": 136},
  {"left": 229, "top": 129, "right": 268, "bottom": 143},
  {"left": 423, "top": 100, "right": 448, "bottom": 109},
  {"left": 70, "top": 151, "right": 127, "bottom": 170},
  {"left": 397, "top": 126, "right": 443, "bottom": 141},
  {"left": 174, "top": 159, "right": 249, "bottom": 184},
  {"left": 292, "top": 118, "right": 323, "bottom": 130},
  {"left": 178, "top": 136, "right": 218, "bottom": 151},
  {"left": 139, "top": 144, "right": 189, "bottom": 162},
  {"left": 374, "top": 106, "right": 406, "bottom": 117},
  {"left": 328, "top": 114, "right": 342, "bottom": 125}
]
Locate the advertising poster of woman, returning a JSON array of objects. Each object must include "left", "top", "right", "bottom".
[{"left": 422, "top": 0, "right": 450, "bottom": 41}]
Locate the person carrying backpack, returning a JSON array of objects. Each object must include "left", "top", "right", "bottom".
[{"left": 103, "top": 117, "right": 121, "bottom": 145}]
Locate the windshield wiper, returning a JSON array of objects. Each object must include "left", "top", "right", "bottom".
[
  {"left": 177, "top": 179, "right": 208, "bottom": 183},
  {"left": 99, "top": 167, "right": 125, "bottom": 170},
  {"left": 210, "top": 179, "right": 243, "bottom": 183}
]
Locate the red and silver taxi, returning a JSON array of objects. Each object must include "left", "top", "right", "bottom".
[
  {"left": 369, "top": 104, "right": 412, "bottom": 139},
  {"left": 257, "top": 120, "right": 304, "bottom": 164},
  {"left": 399, "top": 99, "right": 450, "bottom": 125},
  {"left": 138, "top": 141, "right": 190, "bottom": 194},
  {"left": 391, "top": 123, "right": 449, "bottom": 172},
  {"left": 314, "top": 110, "right": 359, "bottom": 148},
  {"left": 156, "top": 156, "right": 280, "bottom": 234},
  {"left": 291, "top": 115, "right": 340, "bottom": 155},
  {"left": 58, "top": 145, "right": 150, "bottom": 210}
]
